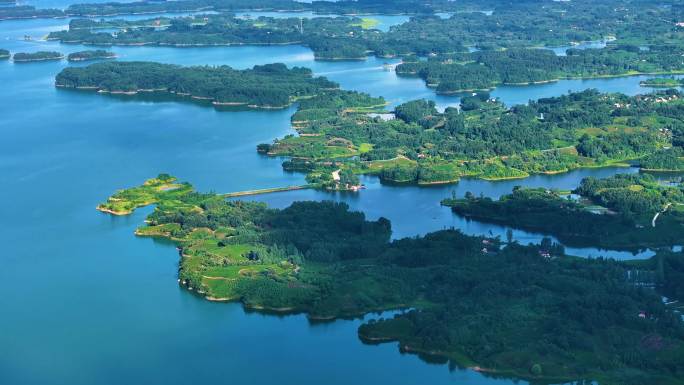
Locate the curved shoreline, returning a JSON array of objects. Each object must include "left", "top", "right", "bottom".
[{"left": 55, "top": 84, "right": 296, "bottom": 110}]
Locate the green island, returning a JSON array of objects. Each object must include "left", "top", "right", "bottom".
[
  {"left": 641, "top": 77, "right": 684, "bottom": 88},
  {"left": 395, "top": 47, "right": 684, "bottom": 94},
  {"left": 442, "top": 173, "right": 684, "bottom": 251},
  {"left": 54, "top": 61, "right": 337, "bottom": 108},
  {"left": 0, "top": 49, "right": 9, "bottom": 59},
  {"left": 66, "top": 50, "right": 117, "bottom": 62},
  {"left": 12, "top": 51, "right": 64, "bottom": 62},
  {"left": 97, "top": 173, "right": 684, "bottom": 384},
  {"left": 260, "top": 88, "right": 684, "bottom": 185}
]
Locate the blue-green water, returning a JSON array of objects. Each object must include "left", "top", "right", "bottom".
[{"left": 0, "top": 14, "right": 679, "bottom": 385}]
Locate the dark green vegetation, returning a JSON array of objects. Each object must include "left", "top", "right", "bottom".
[
  {"left": 55, "top": 61, "right": 337, "bottom": 108},
  {"left": 262, "top": 89, "right": 684, "bottom": 185},
  {"left": 12, "top": 51, "right": 63, "bottom": 62},
  {"left": 443, "top": 174, "right": 684, "bottom": 250},
  {"left": 642, "top": 77, "right": 684, "bottom": 88},
  {"left": 396, "top": 47, "right": 684, "bottom": 93},
  {"left": 66, "top": 50, "right": 117, "bottom": 62},
  {"left": 0, "top": 49, "right": 9, "bottom": 59},
  {"left": 100, "top": 175, "right": 684, "bottom": 385}
]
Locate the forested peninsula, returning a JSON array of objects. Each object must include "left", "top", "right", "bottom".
[
  {"left": 261, "top": 88, "right": 684, "bottom": 185},
  {"left": 442, "top": 173, "right": 684, "bottom": 250},
  {"left": 396, "top": 46, "right": 684, "bottom": 94},
  {"left": 54, "top": 61, "right": 337, "bottom": 108},
  {"left": 97, "top": 174, "right": 684, "bottom": 385}
]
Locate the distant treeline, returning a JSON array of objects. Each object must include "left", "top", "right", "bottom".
[
  {"left": 44, "top": 0, "right": 684, "bottom": 61},
  {"left": 0, "top": 0, "right": 461, "bottom": 20},
  {"left": 47, "top": 14, "right": 468, "bottom": 60}
]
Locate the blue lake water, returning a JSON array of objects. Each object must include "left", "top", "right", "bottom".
[{"left": 0, "top": 14, "right": 679, "bottom": 385}]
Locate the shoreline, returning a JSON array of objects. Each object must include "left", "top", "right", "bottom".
[{"left": 56, "top": 84, "right": 298, "bottom": 110}]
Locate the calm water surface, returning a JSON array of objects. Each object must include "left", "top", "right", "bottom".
[{"left": 0, "top": 14, "right": 677, "bottom": 385}]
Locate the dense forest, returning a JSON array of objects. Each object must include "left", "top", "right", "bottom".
[
  {"left": 262, "top": 88, "right": 684, "bottom": 185},
  {"left": 55, "top": 61, "right": 337, "bottom": 108},
  {"left": 66, "top": 50, "right": 117, "bottom": 61},
  {"left": 396, "top": 47, "right": 684, "bottom": 93},
  {"left": 97, "top": 174, "right": 684, "bottom": 385},
  {"left": 12, "top": 51, "right": 64, "bottom": 62},
  {"left": 442, "top": 173, "right": 684, "bottom": 250}
]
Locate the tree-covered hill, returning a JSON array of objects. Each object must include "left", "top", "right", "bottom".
[{"left": 55, "top": 61, "right": 338, "bottom": 108}]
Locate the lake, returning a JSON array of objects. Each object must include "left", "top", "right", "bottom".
[{"left": 0, "top": 14, "right": 677, "bottom": 385}]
